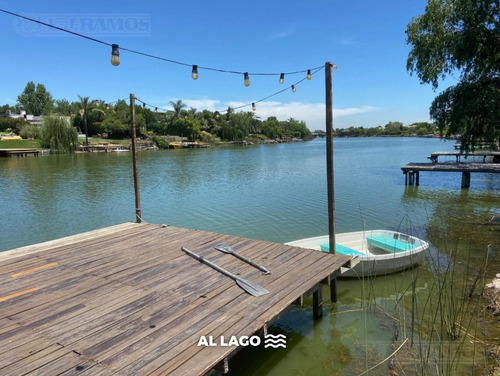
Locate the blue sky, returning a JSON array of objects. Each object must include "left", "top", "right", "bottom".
[{"left": 0, "top": 0, "right": 450, "bottom": 130}]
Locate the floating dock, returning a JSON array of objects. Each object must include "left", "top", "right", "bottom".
[{"left": 0, "top": 222, "right": 354, "bottom": 375}]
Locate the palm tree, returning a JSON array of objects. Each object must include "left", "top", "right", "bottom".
[
  {"left": 77, "top": 96, "right": 106, "bottom": 145},
  {"left": 169, "top": 100, "right": 187, "bottom": 120},
  {"left": 77, "top": 95, "right": 92, "bottom": 145}
]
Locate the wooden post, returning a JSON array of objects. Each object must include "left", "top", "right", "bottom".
[
  {"left": 416, "top": 171, "right": 420, "bottom": 186},
  {"left": 325, "top": 62, "right": 338, "bottom": 303},
  {"left": 313, "top": 286, "right": 323, "bottom": 318},
  {"left": 130, "top": 93, "right": 142, "bottom": 223},
  {"left": 325, "top": 62, "right": 336, "bottom": 254},
  {"left": 461, "top": 171, "right": 471, "bottom": 188}
]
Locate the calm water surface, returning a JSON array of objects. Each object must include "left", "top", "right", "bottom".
[{"left": 1, "top": 137, "right": 499, "bottom": 374}]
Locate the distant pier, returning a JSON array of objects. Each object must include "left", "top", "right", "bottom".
[
  {"left": 402, "top": 162, "right": 500, "bottom": 188},
  {"left": 0, "top": 148, "right": 40, "bottom": 157}
]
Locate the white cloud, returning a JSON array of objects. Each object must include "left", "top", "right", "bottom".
[
  {"left": 340, "top": 37, "right": 356, "bottom": 46},
  {"left": 183, "top": 99, "right": 221, "bottom": 111},
  {"left": 158, "top": 97, "right": 379, "bottom": 130},
  {"left": 266, "top": 31, "right": 291, "bottom": 42}
]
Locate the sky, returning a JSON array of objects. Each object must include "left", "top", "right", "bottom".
[{"left": 0, "top": 0, "right": 452, "bottom": 131}]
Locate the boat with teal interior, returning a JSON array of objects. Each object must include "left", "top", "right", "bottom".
[{"left": 286, "top": 230, "right": 429, "bottom": 277}]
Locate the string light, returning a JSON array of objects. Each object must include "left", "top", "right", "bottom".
[
  {"left": 0, "top": 9, "right": 332, "bottom": 118},
  {"left": 0, "top": 9, "right": 322, "bottom": 80},
  {"left": 111, "top": 64, "right": 326, "bottom": 117},
  {"left": 191, "top": 65, "right": 198, "bottom": 80},
  {"left": 111, "top": 44, "right": 120, "bottom": 66}
]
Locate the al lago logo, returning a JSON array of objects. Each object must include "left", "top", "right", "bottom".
[{"left": 198, "top": 334, "right": 286, "bottom": 349}]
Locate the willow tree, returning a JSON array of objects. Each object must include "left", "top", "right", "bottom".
[
  {"left": 39, "top": 115, "right": 77, "bottom": 153},
  {"left": 406, "top": 0, "right": 500, "bottom": 151}
]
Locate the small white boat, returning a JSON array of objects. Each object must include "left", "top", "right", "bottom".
[{"left": 286, "top": 230, "right": 429, "bottom": 277}]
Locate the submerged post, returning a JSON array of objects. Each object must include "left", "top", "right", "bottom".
[
  {"left": 325, "top": 62, "right": 338, "bottom": 303},
  {"left": 130, "top": 93, "right": 142, "bottom": 223}
]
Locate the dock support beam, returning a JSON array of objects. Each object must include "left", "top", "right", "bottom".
[
  {"left": 461, "top": 171, "right": 471, "bottom": 188},
  {"left": 403, "top": 171, "right": 419, "bottom": 186},
  {"left": 313, "top": 287, "right": 323, "bottom": 318}
]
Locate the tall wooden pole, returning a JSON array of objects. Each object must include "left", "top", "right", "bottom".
[
  {"left": 130, "top": 93, "right": 142, "bottom": 223},
  {"left": 325, "top": 62, "right": 337, "bottom": 302},
  {"left": 325, "top": 62, "right": 336, "bottom": 254}
]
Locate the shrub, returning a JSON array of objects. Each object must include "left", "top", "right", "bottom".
[
  {"left": 19, "top": 124, "right": 40, "bottom": 139},
  {"left": 152, "top": 136, "right": 170, "bottom": 149}
]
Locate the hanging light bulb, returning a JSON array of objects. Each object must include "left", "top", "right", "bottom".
[
  {"left": 244, "top": 72, "right": 250, "bottom": 87},
  {"left": 292, "top": 85, "right": 296, "bottom": 93},
  {"left": 279, "top": 73, "right": 284, "bottom": 84},
  {"left": 111, "top": 44, "right": 120, "bottom": 66},
  {"left": 191, "top": 65, "right": 198, "bottom": 80},
  {"left": 307, "top": 69, "right": 312, "bottom": 80},
  {"left": 252, "top": 103, "right": 256, "bottom": 111}
]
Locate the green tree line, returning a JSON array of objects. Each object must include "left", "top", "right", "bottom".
[
  {"left": 1, "top": 82, "right": 313, "bottom": 143},
  {"left": 335, "top": 121, "right": 437, "bottom": 137}
]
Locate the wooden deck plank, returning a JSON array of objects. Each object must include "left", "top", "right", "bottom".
[
  {"left": 0, "top": 222, "right": 141, "bottom": 261},
  {"left": 102, "top": 246, "right": 346, "bottom": 374},
  {"left": 145, "top": 250, "right": 347, "bottom": 375},
  {"left": 0, "top": 223, "right": 352, "bottom": 376}
]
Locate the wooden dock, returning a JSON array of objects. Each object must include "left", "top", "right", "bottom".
[
  {"left": 401, "top": 162, "right": 500, "bottom": 188},
  {"left": 0, "top": 148, "right": 40, "bottom": 157},
  {"left": 0, "top": 222, "right": 354, "bottom": 375},
  {"left": 427, "top": 151, "right": 500, "bottom": 164}
]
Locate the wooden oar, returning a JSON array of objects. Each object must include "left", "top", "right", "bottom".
[
  {"left": 181, "top": 247, "right": 269, "bottom": 297},
  {"left": 214, "top": 245, "right": 271, "bottom": 275}
]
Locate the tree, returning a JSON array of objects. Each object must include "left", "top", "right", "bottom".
[
  {"left": 39, "top": 115, "right": 77, "bottom": 153},
  {"left": 77, "top": 96, "right": 92, "bottom": 145},
  {"left": 169, "top": 100, "right": 187, "bottom": 120},
  {"left": 406, "top": 0, "right": 500, "bottom": 150},
  {"left": 54, "top": 99, "right": 72, "bottom": 116},
  {"left": 17, "top": 81, "right": 54, "bottom": 115}
]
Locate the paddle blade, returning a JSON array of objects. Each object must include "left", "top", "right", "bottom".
[
  {"left": 214, "top": 245, "right": 233, "bottom": 254},
  {"left": 236, "top": 277, "right": 269, "bottom": 297}
]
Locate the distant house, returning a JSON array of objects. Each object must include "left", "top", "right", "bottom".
[
  {"left": 1, "top": 110, "right": 43, "bottom": 125},
  {"left": 312, "top": 130, "right": 326, "bottom": 138},
  {"left": 1, "top": 110, "right": 69, "bottom": 125}
]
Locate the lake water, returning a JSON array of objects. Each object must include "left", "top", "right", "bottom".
[{"left": 1, "top": 137, "right": 499, "bottom": 374}]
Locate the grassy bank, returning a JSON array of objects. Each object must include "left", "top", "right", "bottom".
[{"left": 0, "top": 139, "right": 40, "bottom": 149}]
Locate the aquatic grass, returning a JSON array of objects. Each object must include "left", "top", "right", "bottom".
[
  {"left": 392, "top": 232, "right": 493, "bottom": 375},
  {"left": 349, "top": 215, "right": 496, "bottom": 375}
]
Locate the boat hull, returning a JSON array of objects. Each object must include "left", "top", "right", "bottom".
[{"left": 286, "top": 230, "right": 429, "bottom": 278}]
